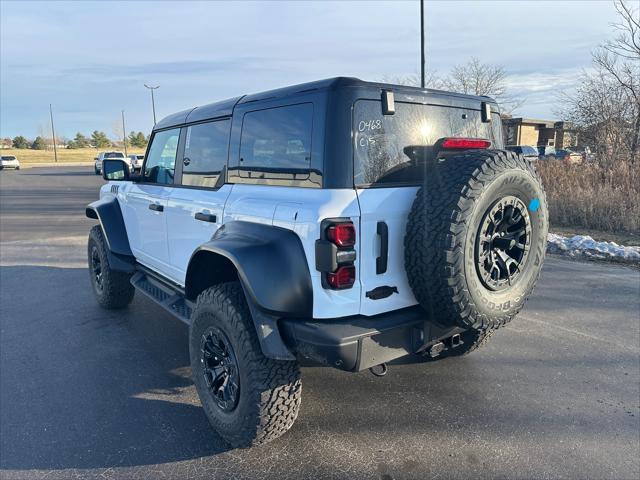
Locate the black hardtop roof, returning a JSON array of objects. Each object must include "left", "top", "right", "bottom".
[{"left": 153, "top": 77, "right": 497, "bottom": 130}]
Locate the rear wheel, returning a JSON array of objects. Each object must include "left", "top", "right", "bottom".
[
  {"left": 87, "top": 225, "right": 135, "bottom": 309},
  {"left": 405, "top": 150, "right": 548, "bottom": 331},
  {"left": 190, "top": 282, "right": 302, "bottom": 448}
]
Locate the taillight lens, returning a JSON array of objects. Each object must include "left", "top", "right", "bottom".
[
  {"left": 327, "top": 223, "right": 356, "bottom": 247},
  {"left": 441, "top": 138, "right": 491, "bottom": 149},
  {"left": 326, "top": 266, "right": 356, "bottom": 289}
]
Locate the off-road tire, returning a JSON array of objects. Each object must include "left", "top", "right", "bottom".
[
  {"left": 405, "top": 150, "right": 548, "bottom": 330},
  {"left": 87, "top": 225, "right": 135, "bottom": 309},
  {"left": 190, "top": 282, "right": 302, "bottom": 448}
]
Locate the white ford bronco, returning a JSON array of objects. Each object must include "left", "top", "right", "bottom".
[{"left": 87, "top": 78, "right": 548, "bottom": 447}]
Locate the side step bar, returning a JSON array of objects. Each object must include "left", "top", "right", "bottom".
[{"left": 131, "top": 271, "right": 193, "bottom": 324}]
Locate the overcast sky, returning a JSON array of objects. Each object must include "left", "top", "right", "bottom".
[{"left": 0, "top": 0, "right": 622, "bottom": 139}]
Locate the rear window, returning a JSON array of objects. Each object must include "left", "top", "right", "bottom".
[
  {"left": 238, "top": 103, "right": 314, "bottom": 186},
  {"left": 354, "top": 100, "right": 503, "bottom": 187},
  {"left": 104, "top": 152, "right": 124, "bottom": 159},
  {"left": 182, "top": 119, "right": 230, "bottom": 188},
  {"left": 1, "top": 156, "right": 16, "bottom": 160}
]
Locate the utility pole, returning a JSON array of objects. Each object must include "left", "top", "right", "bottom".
[
  {"left": 121, "top": 110, "right": 128, "bottom": 156},
  {"left": 144, "top": 84, "right": 160, "bottom": 125},
  {"left": 49, "top": 104, "right": 58, "bottom": 163},
  {"left": 420, "top": 0, "right": 425, "bottom": 89}
]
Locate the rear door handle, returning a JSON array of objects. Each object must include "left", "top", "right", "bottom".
[
  {"left": 195, "top": 212, "right": 217, "bottom": 223},
  {"left": 376, "top": 221, "right": 388, "bottom": 274},
  {"left": 148, "top": 203, "right": 164, "bottom": 212}
]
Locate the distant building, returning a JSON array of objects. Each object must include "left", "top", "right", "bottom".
[{"left": 502, "top": 117, "right": 578, "bottom": 149}]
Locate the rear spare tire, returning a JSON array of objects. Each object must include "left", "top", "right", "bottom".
[{"left": 405, "top": 150, "right": 548, "bottom": 330}]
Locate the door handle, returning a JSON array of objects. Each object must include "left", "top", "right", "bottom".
[
  {"left": 148, "top": 203, "right": 164, "bottom": 212},
  {"left": 195, "top": 212, "right": 217, "bottom": 223},
  {"left": 376, "top": 221, "right": 388, "bottom": 274}
]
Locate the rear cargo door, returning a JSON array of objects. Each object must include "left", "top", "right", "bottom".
[
  {"left": 356, "top": 186, "right": 419, "bottom": 316},
  {"left": 353, "top": 98, "right": 503, "bottom": 316}
]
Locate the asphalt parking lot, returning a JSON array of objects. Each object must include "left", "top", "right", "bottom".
[{"left": 1, "top": 166, "right": 639, "bottom": 480}]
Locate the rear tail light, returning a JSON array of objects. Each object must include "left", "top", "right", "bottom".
[
  {"left": 326, "top": 266, "right": 356, "bottom": 289},
  {"left": 439, "top": 137, "right": 491, "bottom": 150},
  {"left": 327, "top": 223, "right": 356, "bottom": 247},
  {"left": 315, "top": 220, "right": 357, "bottom": 290}
]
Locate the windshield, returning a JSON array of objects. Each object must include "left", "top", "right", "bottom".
[
  {"left": 354, "top": 100, "right": 503, "bottom": 187},
  {"left": 104, "top": 152, "right": 124, "bottom": 158}
]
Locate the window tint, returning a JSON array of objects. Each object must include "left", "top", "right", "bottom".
[
  {"left": 182, "top": 119, "right": 230, "bottom": 188},
  {"left": 354, "top": 100, "right": 503, "bottom": 186},
  {"left": 143, "top": 128, "right": 179, "bottom": 185},
  {"left": 238, "top": 103, "right": 314, "bottom": 186}
]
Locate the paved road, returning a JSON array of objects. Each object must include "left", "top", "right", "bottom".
[{"left": 1, "top": 167, "right": 639, "bottom": 480}]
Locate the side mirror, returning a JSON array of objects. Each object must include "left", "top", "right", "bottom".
[{"left": 102, "top": 159, "right": 130, "bottom": 181}]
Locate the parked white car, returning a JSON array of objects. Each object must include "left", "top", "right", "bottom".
[
  {"left": 94, "top": 152, "right": 128, "bottom": 175},
  {"left": 0, "top": 155, "right": 20, "bottom": 170},
  {"left": 127, "top": 154, "right": 145, "bottom": 171}
]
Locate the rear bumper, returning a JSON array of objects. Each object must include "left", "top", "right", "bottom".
[{"left": 280, "top": 307, "right": 461, "bottom": 372}]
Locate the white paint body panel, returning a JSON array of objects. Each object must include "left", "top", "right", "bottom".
[
  {"left": 224, "top": 184, "right": 362, "bottom": 319},
  {"left": 118, "top": 182, "right": 174, "bottom": 277},
  {"left": 355, "top": 187, "right": 419, "bottom": 315},
  {"left": 165, "top": 185, "right": 233, "bottom": 284},
  {"left": 107, "top": 180, "right": 420, "bottom": 319}
]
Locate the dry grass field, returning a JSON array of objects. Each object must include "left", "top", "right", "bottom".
[
  {"left": 538, "top": 159, "right": 639, "bottom": 242},
  {"left": 1, "top": 147, "right": 146, "bottom": 163}
]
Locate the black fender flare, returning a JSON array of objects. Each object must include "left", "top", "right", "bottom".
[
  {"left": 186, "top": 221, "right": 313, "bottom": 360},
  {"left": 86, "top": 197, "right": 136, "bottom": 272}
]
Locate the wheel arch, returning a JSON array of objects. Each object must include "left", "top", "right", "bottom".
[
  {"left": 86, "top": 196, "right": 136, "bottom": 272},
  {"left": 184, "top": 221, "right": 313, "bottom": 360}
]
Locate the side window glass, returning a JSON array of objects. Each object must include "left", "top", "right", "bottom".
[
  {"left": 143, "top": 128, "right": 179, "bottom": 185},
  {"left": 182, "top": 120, "right": 230, "bottom": 188},
  {"left": 238, "top": 103, "right": 314, "bottom": 186}
]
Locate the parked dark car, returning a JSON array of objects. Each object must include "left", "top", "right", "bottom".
[{"left": 506, "top": 145, "right": 539, "bottom": 161}]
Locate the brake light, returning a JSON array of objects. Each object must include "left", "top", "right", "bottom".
[
  {"left": 441, "top": 138, "right": 491, "bottom": 149},
  {"left": 327, "top": 223, "right": 356, "bottom": 247},
  {"left": 315, "top": 220, "right": 357, "bottom": 290},
  {"left": 326, "top": 266, "right": 356, "bottom": 289}
]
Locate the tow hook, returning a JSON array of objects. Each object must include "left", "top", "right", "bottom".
[{"left": 369, "top": 363, "right": 388, "bottom": 377}]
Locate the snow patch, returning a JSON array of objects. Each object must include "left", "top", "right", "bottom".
[{"left": 547, "top": 234, "right": 640, "bottom": 262}]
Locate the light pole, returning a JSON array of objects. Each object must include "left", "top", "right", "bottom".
[
  {"left": 49, "top": 104, "right": 58, "bottom": 163},
  {"left": 420, "top": 0, "right": 425, "bottom": 89},
  {"left": 144, "top": 84, "right": 160, "bottom": 125},
  {"left": 121, "top": 110, "right": 128, "bottom": 156}
]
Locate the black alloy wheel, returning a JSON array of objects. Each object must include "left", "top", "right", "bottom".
[
  {"left": 200, "top": 327, "right": 240, "bottom": 412},
  {"left": 475, "top": 196, "right": 531, "bottom": 291}
]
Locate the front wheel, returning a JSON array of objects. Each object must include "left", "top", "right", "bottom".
[
  {"left": 190, "top": 282, "right": 302, "bottom": 448},
  {"left": 87, "top": 225, "right": 135, "bottom": 309}
]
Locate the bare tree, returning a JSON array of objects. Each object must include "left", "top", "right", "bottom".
[
  {"left": 558, "top": 0, "right": 639, "bottom": 163},
  {"left": 442, "top": 57, "right": 523, "bottom": 114},
  {"left": 593, "top": 0, "right": 640, "bottom": 158},
  {"left": 381, "top": 71, "right": 443, "bottom": 89}
]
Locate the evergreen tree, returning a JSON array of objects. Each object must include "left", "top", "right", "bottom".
[
  {"left": 91, "top": 130, "right": 111, "bottom": 148},
  {"left": 31, "top": 136, "right": 47, "bottom": 150},
  {"left": 12, "top": 136, "right": 29, "bottom": 149}
]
